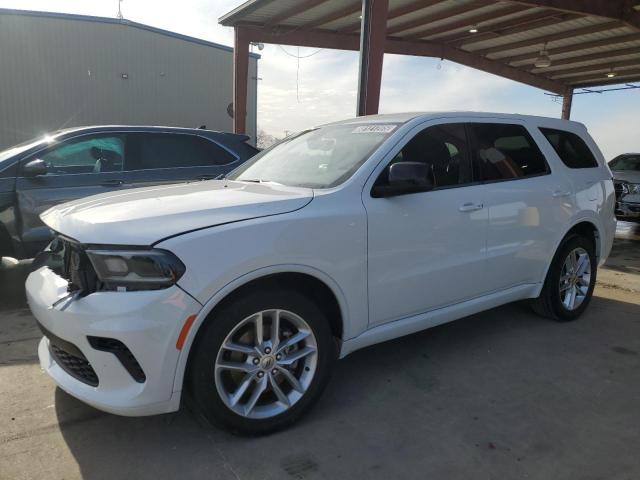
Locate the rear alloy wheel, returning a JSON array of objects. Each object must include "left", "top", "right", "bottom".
[
  {"left": 187, "top": 288, "right": 335, "bottom": 434},
  {"left": 530, "top": 234, "right": 597, "bottom": 321},
  {"left": 558, "top": 247, "right": 591, "bottom": 311}
]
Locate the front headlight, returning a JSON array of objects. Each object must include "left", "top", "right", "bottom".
[
  {"left": 86, "top": 248, "right": 186, "bottom": 291},
  {"left": 628, "top": 183, "right": 640, "bottom": 194}
]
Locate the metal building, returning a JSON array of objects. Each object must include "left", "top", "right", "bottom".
[{"left": 0, "top": 8, "right": 259, "bottom": 149}]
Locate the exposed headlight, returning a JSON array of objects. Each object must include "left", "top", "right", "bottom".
[
  {"left": 86, "top": 248, "right": 185, "bottom": 291},
  {"left": 628, "top": 183, "right": 640, "bottom": 194}
]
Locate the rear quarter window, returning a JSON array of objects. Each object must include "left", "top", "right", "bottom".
[{"left": 539, "top": 128, "right": 598, "bottom": 169}]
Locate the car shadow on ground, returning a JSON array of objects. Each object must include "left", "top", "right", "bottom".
[{"left": 54, "top": 295, "right": 640, "bottom": 480}]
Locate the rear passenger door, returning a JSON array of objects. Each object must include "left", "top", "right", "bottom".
[
  {"left": 467, "top": 121, "right": 572, "bottom": 292},
  {"left": 125, "top": 132, "right": 240, "bottom": 187}
]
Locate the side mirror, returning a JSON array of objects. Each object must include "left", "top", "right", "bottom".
[
  {"left": 22, "top": 159, "right": 48, "bottom": 177},
  {"left": 372, "top": 161, "right": 433, "bottom": 198}
]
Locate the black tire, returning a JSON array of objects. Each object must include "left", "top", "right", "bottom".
[
  {"left": 186, "top": 287, "right": 336, "bottom": 435},
  {"left": 530, "top": 234, "right": 597, "bottom": 322}
]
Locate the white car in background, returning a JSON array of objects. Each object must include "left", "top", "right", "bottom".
[{"left": 26, "top": 112, "right": 615, "bottom": 434}]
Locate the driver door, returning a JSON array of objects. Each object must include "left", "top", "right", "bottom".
[
  {"left": 362, "top": 122, "right": 488, "bottom": 327},
  {"left": 15, "top": 133, "right": 129, "bottom": 256}
]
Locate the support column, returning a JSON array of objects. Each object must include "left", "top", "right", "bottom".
[
  {"left": 233, "top": 27, "right": 250, "bottom": 134},
  {"left": 561, "top": 87, "right": 573, "bottom": 120},
  {"left": 356, "top": 0, "right": 388, "bottom": 116}
]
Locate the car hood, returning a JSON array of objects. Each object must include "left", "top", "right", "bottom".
[
  {"left": 41, "top": 180, "right": 313, "bottom": 245},
  {"left": 612, "top": 170, "right": 640, "bottom": 184}
]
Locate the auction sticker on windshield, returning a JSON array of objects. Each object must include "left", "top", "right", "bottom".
[{"left": 351, "top": 125, "right": 397, "bottom": 134}]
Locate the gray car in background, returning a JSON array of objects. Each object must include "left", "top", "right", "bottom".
[
  {"left": 610, "top": 153, "right": 640, "bottom": 222},
  {"left": 0, "top": 126, "right": 258, "bottom": 259}
]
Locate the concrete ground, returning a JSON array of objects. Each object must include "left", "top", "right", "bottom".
[{"left": 1, "top": 223, "right": 639, "bottom": 480}]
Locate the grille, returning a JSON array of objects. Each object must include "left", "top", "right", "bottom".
[
  {"left": 38, "top": 322, "right": 99, "bottom": 387},
  {"left": 50, "top": 343, "right": 99, "bottom": 387}
]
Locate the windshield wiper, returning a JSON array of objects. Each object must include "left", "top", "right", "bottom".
[{"left": 238, "top": 179, "right": 283, "bottom": 185}]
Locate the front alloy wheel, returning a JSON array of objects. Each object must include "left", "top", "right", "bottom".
[
  {"left": 214, "top": 309, "right": 318, "bottom": 419},
  {"left": 187, "top": 288, "right": 335, "bottom": 434}
]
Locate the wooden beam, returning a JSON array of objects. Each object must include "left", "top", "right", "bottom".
[
  {"left": 447, "top": 12, "right": 579, "bottom": 46},
  {"left": 299, "top": 1, "right": 361, "bottom": 30},
  {"left": 508, "top": 1, "right": 623, "bottom": 19},
  {"left": 430, "top": 41, "right": 566, "bottom": 93},
  {"left": 264, "top": 0, "right": 331, "bottom": 27},
  {"left": 241, "top": 25, "right": 566, "bottom": 93},
  {"left": 504, "top": 33, "right": 640, "bottom": 64},
  {"left": 622, "top": 0, "right": 640, "bottom": 30},
  {"left": 571, "top": 76, "right": 640, "bottom": 88},
  {"left": 566, "top": 68, "right": 640, "bottom": 85},
  {"left": 338, "top": 0, "right": 441, "bottom": 33},
  {"left": 561, "top": 86, "right": 573, "bottom": 119},
  {"left": 233, "top": 26, "right": 250, "bottom": 134},
  {"left": 475, "top": 20, "right": 624, "bottom": 57},
  {"left": 509, "top": 1, "right": 640, "bottom": 30},
  {"left": 533, "top": 47, "right": 640, "bottom": 73},
  {"left": 548, "top": 58, "right": 640, "bottom": 78},
  {"left": 406, "top": 4, "right": 527, "bottom": 40},
  {"left": 386, "top": 0, "right": 489, "bottom": 36},
  {"left": 243, "top": 25, "right": 361, "bottom": 50},
  {"left": 357, "top": 0, "right": 389, "bottom": 116}
]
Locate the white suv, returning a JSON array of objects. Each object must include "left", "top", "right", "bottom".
[{"left": 27, "top": 112, "right": 616, "bottom": 434}]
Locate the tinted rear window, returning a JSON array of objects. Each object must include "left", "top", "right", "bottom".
[
  {"left": 126, "top": 133, "right": 236, "bottom": 170},
  {"left": 539, "top": 128, "right": 598, "bottom": 169},
  {"left": 469, "top": 123, "right": 549, "bottom": 181}
]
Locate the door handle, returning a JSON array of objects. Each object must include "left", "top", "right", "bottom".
[
  {"left": 100, "top": 179, "right": 124, "bottom": 187},
  {"left": 458, "top": 202, "right": 484, "bottom": 212},
  {"left": 552, "top": 190, "right": 571, "bottom": 198}
]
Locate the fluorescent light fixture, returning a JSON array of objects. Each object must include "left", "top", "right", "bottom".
[
  {"left": 534, "top": 50, "right": 551, "bottom": 68},
  {"left": 468, "top": 25, "right": 478, "bottom": 33},
  {"left": 606, "top": 71, "right": 617, "bottom": 78}
]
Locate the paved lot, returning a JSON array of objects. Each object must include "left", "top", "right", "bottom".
[{"left": 1, "top": 223, "right": 639, "bottom": 480}]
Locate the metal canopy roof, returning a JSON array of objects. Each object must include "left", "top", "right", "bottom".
[{"left": 220, "top": 0, "right": 640, "bottom": 93}]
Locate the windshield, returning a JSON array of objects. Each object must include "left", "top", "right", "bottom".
[
  {"left": 227, "top": 124, "right": 398, "bottom": 188},
  {"left": 0, "top": 138, "right": 45, "bottom": 164},
  {"left": 609, "top": 155, "right": 640, "bottom": 172},
  {"left": 0, "top": 130, "right": 68, "bottom": 165}
]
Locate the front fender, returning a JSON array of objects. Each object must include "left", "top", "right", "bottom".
[
  {"left": 169, "top": 263, "right": 350, "bottom": 396},
  {"left": 156, "top": 200, "right": 369, "bottom": 398}
]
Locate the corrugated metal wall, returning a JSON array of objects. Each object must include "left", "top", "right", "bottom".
[{"left": 0, "top": 11, "right": 258, "bottom": 149}]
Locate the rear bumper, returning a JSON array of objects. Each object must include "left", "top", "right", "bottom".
[{"left": 27, "top": 266, "right": 202, "bottom": 416}]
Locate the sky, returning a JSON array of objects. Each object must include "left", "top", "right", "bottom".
[{"left": 0, "top": 0, "right": 638, "bottom": 158}]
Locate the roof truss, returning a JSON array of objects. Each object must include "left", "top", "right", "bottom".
[
  {"left": 510, "top": 1, "right": 640, "bottom": 30},
  {"left": 220, "top": 0, "right": 640, "bottom": 92}
]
